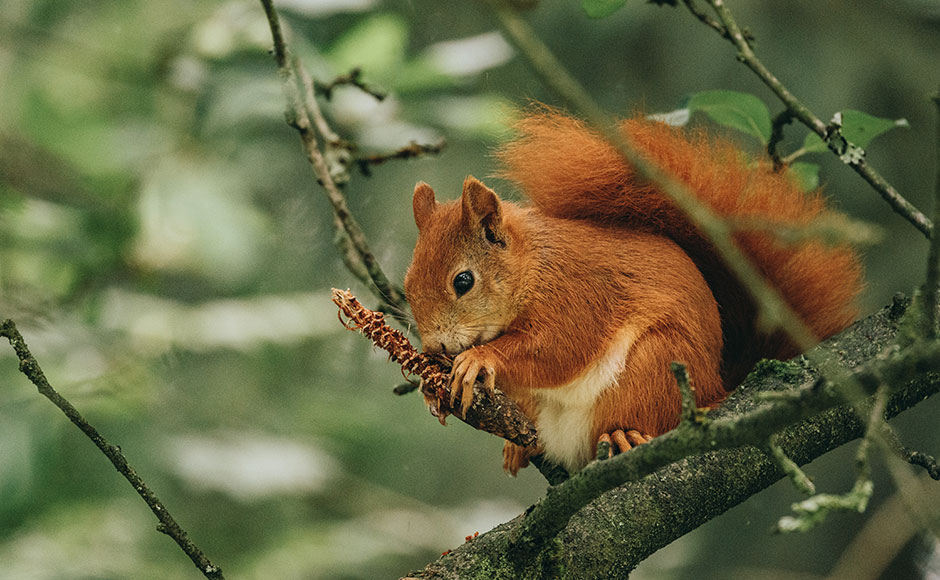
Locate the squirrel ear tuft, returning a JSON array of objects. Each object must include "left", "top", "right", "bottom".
[
  {"left": 462, "top": 176, "right": 506, "bottom": 247},
  {"left": 413, "top": 181, "right": 437, "bottom": 233}
]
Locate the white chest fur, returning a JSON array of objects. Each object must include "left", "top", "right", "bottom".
[{"left": 533, "top": 328, "right": 636, "bottom": 472}]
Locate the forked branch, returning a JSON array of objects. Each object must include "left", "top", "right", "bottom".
[
  {"left": 698, "top": 0, "right": 933, "bottom": 238},
  {"left": 258, "top": 0, "right": 409, "bottom": 321}
]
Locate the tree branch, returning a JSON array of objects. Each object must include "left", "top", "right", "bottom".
[
  {"left": 317, "top": 67, "right": 387, "bottom": 102},
  {"left": 699, "top": 0, "right": 933, "bottom": 239},
  {"left": 481, "top": 4, "right": 929, "bottom": 535},
  {"left": 405, "top": 298, "right": 940, "bottom": 579},
  {"left": 355, "top": 141, "right": 447, "bottom": 177},
  {"left": 767, "top": 109, "right": 796, "bottom": 171},
  {"left": 922, "top": 86, "right": 940, "bottom": 336},
  {"left": 906, "top": 451, "right": 940, "bottom": 481},
  {"left": 509, "top": 318, "right": 939, "bottom": 558},
  {"left": 0, "top": 320, "right": 224, "bottom": 580},
  {"left": 257, "top": 0, "right": 410, "bottom": 322},
  {"left": 679, "top": 0, "right": 742, "bottom": 41}
]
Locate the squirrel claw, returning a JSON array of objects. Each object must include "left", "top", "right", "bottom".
[
  {"left": 422, "top": 389, "right": 448, "bottom": 425},
  {"left": 597, "top": 429, "right": 652, "bottom": 459},
  {"left": 450, "top": 347, "right": 497, "bottom": 417}
]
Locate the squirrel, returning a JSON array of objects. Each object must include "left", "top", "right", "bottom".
[{"left": 403, "top": 109, "right": 863, "bottom": 474}]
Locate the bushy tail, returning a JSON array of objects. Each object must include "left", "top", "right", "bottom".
[{"left": 496, "top": 109, "right": 863, "bottom": 387}]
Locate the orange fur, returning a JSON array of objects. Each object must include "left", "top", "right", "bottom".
[
  {"left": 497, "top": 111, "right": 863, "bottom": 387},
  {"left": 404, "top": 111, "right": 863, "bottom": 473}
]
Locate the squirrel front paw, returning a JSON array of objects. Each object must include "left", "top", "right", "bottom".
[{"left": 450, "top": 346, "right": 496, "bottom": 417}]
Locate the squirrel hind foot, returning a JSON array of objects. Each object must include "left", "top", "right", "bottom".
[{"left": 597, "top": 429, "right": 652, "bottom": 460}]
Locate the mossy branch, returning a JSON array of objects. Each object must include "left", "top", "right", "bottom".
[
  {"left": 767, "top": 434, "right": 816, "bottom": 497},
  {"left": 776, "top": 479, "right": 874, "bottom": 534},
  {"left": 671, "top": 362, "right": 707, "bottom": 426},
  {"left": 405, "top": 299, "right": 940, "bottom": 578}
]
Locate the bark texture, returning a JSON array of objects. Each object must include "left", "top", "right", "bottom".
[{"left": 405, "top": 296, "right": 940, "bottom": 579}]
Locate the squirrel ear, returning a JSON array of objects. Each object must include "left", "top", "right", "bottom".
[
  {"left": 461, "top": 176, "right": 506, "bottom": 247},
  {"left": 412, "top": 181, "right": 438, "bottom": 233}
]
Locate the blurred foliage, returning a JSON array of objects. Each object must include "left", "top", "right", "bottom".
[{"left": 0, "top": 0, "right": 939, "bottom": 579}]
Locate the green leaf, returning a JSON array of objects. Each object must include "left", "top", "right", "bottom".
[
  {"left": 841, "top": 110, "right": 910, "bottom": 147},
  {"left": 802, "top": 109, "right": 909, "bottom": 153},
  {"left": 582, "top": 0, "right": 629, "bottom": 18},
  {"left": 685, "top": 90, "right": 772, "bottom": 143},
  {"left": 800, "top": 132, "right": 830, "bottom": 155},
  {"left": 786, "top": 161, "right": 820, "bottom": 192}
]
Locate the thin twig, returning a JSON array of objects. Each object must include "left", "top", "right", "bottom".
[
  {"left": 906, "top": 451, "right": 940, "bottom": 481},
  {"left": 868, "top": 398, "right": 940, "bottom": 483},
  {"left": 294, "top": 58, "right": 359, "bottom": 188},
  {"left": 876, "top": 415, "right": 940, "bottom": 481},
  {"left": 923, "top": 87, "right": 940, "bottom": 337},
  {"left": 855, "top": 386, "right": 885, "bottom": 483},
  {"left": 258, "top": 0, "right": 409, "bottom": 322},
  {"left": 670, "top": 362, "right": 700, "bottom": 425},
  {"left": 318, "top": 67, "right": 387, "bottom": 102},
  {"left": 875, "top": 415, "right": 940, "bottom": 540},
  {"left": 767, "top": 434, "right": 815, "bottom": 496},
  {"left": 700, "top": 0, "right": 933, "bottom": 239},
  {"left": 679, "top": 0, "right": 751, "bottom": 41},
  {"left": 0, "top": 320, "right": 224, "bottom": 580},
  {"left": 727, "top": 214, "right": 883, "bottom": 247},
  {"left": 768, "top": 109, "right": 795, "bottom": 171},
  {"left": 295, "top": 60, "right": 343, "bottom": 148},
  {"left": 258, "top": 0, "right": 288, "bottom": 69},
  {"left": 355, "top": 140, "right": 447, "bottom": 177},
  {"left": 282, "top": 82, "right": 446, "bottom": 183}
]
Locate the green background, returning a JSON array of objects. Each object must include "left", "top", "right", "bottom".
[{"left": 1, "top": 0, "right": 938, "bottom": 578}]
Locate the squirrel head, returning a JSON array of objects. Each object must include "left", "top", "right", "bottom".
[{"left": 404, "top": 176, "right": 523, "bottom": 355}]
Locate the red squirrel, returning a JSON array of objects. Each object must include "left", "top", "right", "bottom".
[{"left": 403, "top": 110, "right": 863, "bottom": 474}]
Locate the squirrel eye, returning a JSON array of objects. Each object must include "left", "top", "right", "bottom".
[{"left": 453, "top": 270, "right": 475, "bottom": 297}]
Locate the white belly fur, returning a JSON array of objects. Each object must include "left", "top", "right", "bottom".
[{"left": 533, "top": 328, "right": 636, "bottom": 472}]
